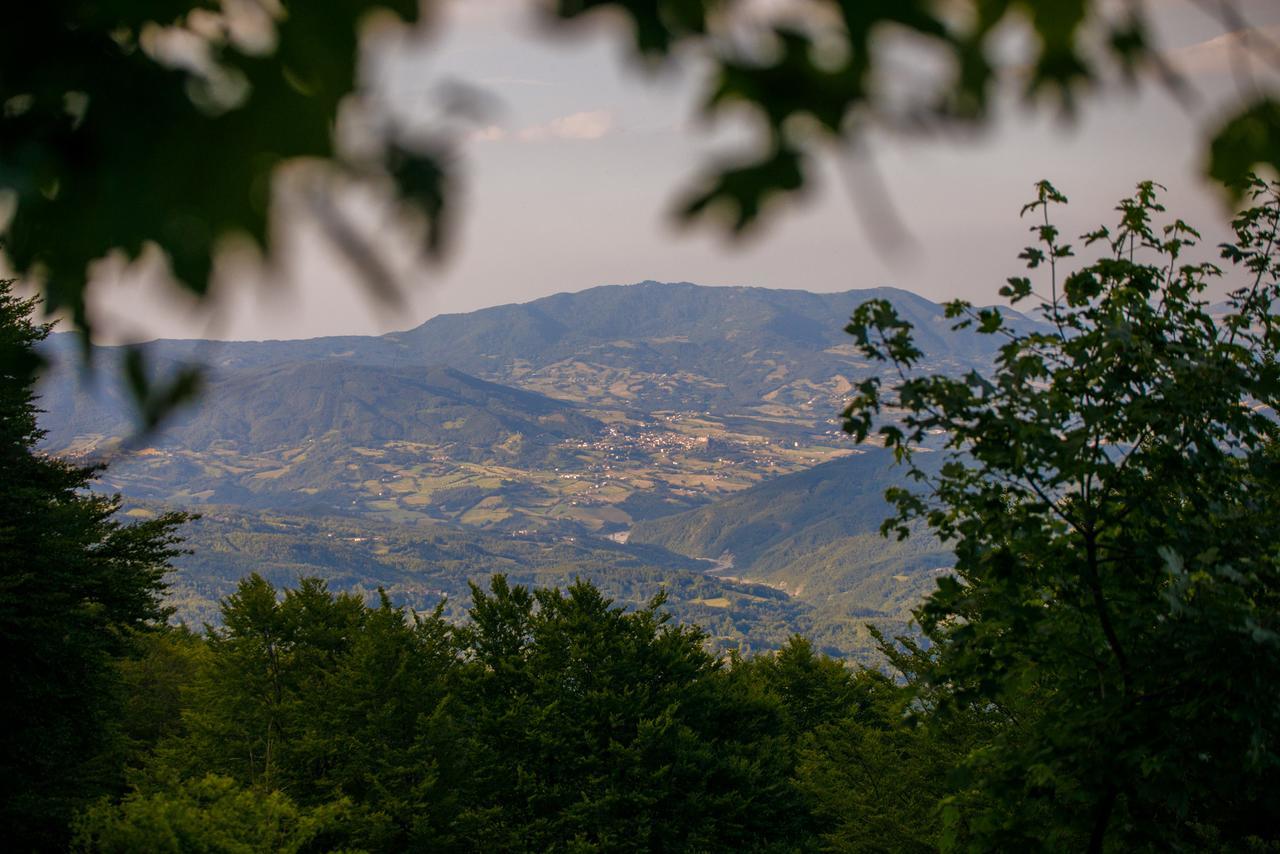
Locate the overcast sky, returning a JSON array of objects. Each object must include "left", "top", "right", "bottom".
[{"left": 89, "top": 0, "right": 1280, "bottom": 342}]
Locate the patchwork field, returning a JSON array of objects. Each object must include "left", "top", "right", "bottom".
[{"left": 91, "top": 404, "right": 859, "bottom": 536}]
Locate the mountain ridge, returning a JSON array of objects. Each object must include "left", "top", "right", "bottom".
[
  {"left": 39, "top": 281, "right": 1036, "bottom": 537},
  {"left": 45, "top": 280, "right": 1033, "bottom": 366}
]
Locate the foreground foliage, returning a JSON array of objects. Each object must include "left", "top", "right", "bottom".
[
  {"left": 75, "top": 574, "right": 880, "bottom": 852},
  {"left": 845, "top": 178, "right": 1280, "bottom": 849}
]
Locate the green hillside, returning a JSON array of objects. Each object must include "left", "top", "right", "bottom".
[
  {"left": 161, "top": 361, "right": 601, "bottom": 458},
  {"left": 143, "top": 503, "right": 842, "bottom": 657},
  {"left": 629, "top": 448, "right": 954, "bottom": 645}
]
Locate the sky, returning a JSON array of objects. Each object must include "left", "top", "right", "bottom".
[{"left": 87, "top": 0, "right": 1280, "bottom": 343}]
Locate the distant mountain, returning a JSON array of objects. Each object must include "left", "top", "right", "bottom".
[
  {"left": 43, "top": 281, "right": 1040, "bottom": 418},
  {"left": 400, "top": 281, "right": 1018, "bottom": 362},
  {"left": 59, "top": 280, "right": 1025, "bottom": 363},
  {"left": 159, "top": 361, "right": 601, "bottom": 455},
  {"left": 35, "top": 282, "right": 1001, "bottom": 659},
  {"left": 388, "top": 281, "right": 1036, "bottom": 411},
  {"left": 39, "top": 280, "right": 1029, "bottom": 536}
]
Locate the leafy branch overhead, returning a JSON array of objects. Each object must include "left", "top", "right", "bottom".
[
  {"left": 1, "top": 2, "right": 450, "bottom": 422},
  {"left": 1, "top": 1, "right": 1278, "bottom": 426},
  {"left": 551, "top": 0, "right": 1280, "bottom": 232},
  {"left": 1, "top": 3, "right": 451, "bottom": 329}
]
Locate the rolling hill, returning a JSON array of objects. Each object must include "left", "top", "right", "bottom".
[
  {"left": 146, "top": 503, "right": 823, "bottom": 657},
  {"left": 629, "top": 448, "right": 954, "bottom": 650},
  {"left": 159, "top": 361, "right": 602, "bottom": 457}
]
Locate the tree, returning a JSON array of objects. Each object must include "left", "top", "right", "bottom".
[
  {"left": 118, "top": 573, "right": 840, "bottom": 850},
  {"left": 151, "top": 573, "right": 469, "bottom": 849},
  {"left": 178, "top": 575, "right": 367, "bottom": 791},
  {"left": 114, "top": 625, "right": 207, "bottom": 775},
  {"left": 0, "top": 280, "right": 189, "bottom": 848},
  {"left": 453, "top": 576, "right": 810, "bottom": 852},
  {"left": 73, "top": 773, "right": 352, "bottom": 854},
  {"left": 842, "top": 178, "right": 1280, "bottom": 849},
  {"left": 745, "top": 635, "right": 863, "bottom": 737},
  {"left": 795, "top": 631, "right": 997, "bottom": 852}
]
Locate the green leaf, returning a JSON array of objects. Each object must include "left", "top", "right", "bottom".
[{"left": 1208, "top": 98, "right": 1280, "bottom": 198}]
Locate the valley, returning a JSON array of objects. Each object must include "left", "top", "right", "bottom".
[
  {"left": 89, "top": 403, "right": 857, "bottom": 536},
  {"left": 39, "top": 282, "right": 1029, "bottom": 659}
]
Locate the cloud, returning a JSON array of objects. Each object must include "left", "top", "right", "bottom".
[
  {"left": 471, "top": 110, "right": 617, "bottom": 144},
  {"left": 520, "top": 110, "right": 616, "bottom": 141},
  {"left": 469, "top": 124, "right": 507, "bottom": 142},
  {"left": 478, "top": 76, "right": 553, "bottom": 87},
  {"left": 1166, "top": 25, "right": 1280, "bottom": 76}
]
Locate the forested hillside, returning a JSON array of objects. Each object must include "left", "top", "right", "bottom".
[
  {"left": 631, "top": 449, "right": 947, "bottom": 580},
  {"left": 152, "top": 502, "right": 832, "bottom": 658},
  {"left": 76, "top": 574, "right": 912, "bottom": 853}
]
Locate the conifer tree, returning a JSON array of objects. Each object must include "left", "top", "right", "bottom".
[{"left": 0, "top": 280, "right": 188, "bottom": 847}]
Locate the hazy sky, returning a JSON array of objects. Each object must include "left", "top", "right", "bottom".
[{"left": 90, "top": 0, "right": 1280, "bottom": 342}]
